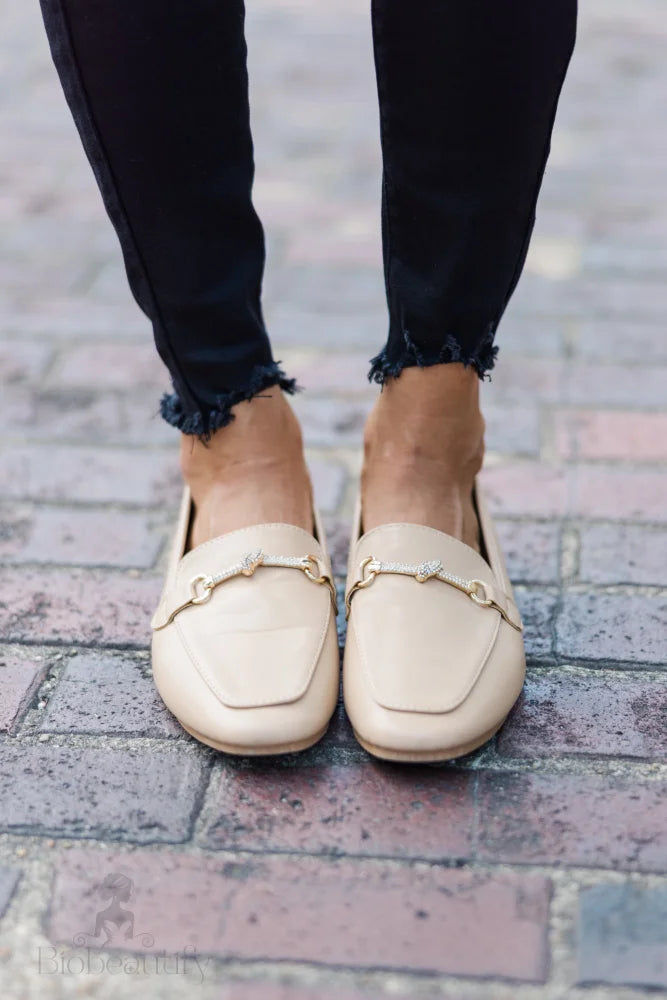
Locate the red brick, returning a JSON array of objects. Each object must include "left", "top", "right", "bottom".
[
  {"left": 571, "top": 467, "right": 667, "bottom": 522},
  {"left": 579, "top": 523, "right": 667, "bottom": 586},
  {"left": 0, "top": 645, "right": 49, "bottom": 732},
  {"left": 578, "top": 884, "right": 667, "bottom": 989},
  {"left": 477, "top": 771, "right": 667, "bottom": 872},
  {"left": 49, "top": 849, "right": 551, "bottom": 981},
  {"left": 498, "top": 671, "right": 667, "bottom": 760},
  {"left": 556, "top": 592, "right": 667, "bottom": 665},
  {"left": 203, "top": 764, "right": 475, "bottom": 859},
  {"left": 0, "top": 567, "right": 161, "bottom": 646},
  {"left": 0, "top": 445, "right": 180, "bottom": 505},
  {"left": 480, "top": 464, "right": 568, "bottom": 517},
  {"left": 0, "top": 503, "right": 162, "bottom": 568},
  {"left": 51, "top": 342, "right": 167, "bottom": 389},
  {"left": 555, "top": 410, "right": 667, "bottom": 461}
]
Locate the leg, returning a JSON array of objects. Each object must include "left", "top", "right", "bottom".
[
  {"left": 363, "top": 0, "right": 577, "bottom": 544},
  {"left": 39, "top": 0, "right": 312, "bottom": 542}
]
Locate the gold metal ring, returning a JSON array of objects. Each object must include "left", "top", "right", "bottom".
[{"left": 189, "top": 573, "right": 214, "bottom": 605}]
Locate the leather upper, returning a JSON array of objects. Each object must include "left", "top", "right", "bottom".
[
  {"left": 343, "top": 482, "right": 526, "bottom": 755},
  {"left": 151, "top": 488, "right": 340, "bottom": 749}
]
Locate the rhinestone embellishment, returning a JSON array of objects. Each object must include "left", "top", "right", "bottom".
[
  {"left": 344, "top": 555, "right": 522, "bottom": 631},
  {"left": 153, "top": 549, "right": 337, "bottom": 630}
]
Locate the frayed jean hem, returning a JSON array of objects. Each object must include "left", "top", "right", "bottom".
[
  {"left": 368, "top": 329, "right": 498, "bottom": 385},
  {"left": 159, "top": 362, "right": 299, "bottom": 442}
]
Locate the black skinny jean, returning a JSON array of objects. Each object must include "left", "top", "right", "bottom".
[{"left": 39, "top": 0, "right": 576, "bottom": 438}]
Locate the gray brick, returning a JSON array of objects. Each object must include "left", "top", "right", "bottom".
[
  {"left": 515, "top": 589, "right": 558, "bottom": 661},
  {"left": 578, "top": 884, "right": 667, "bottom": 988},
  {"left": 40, "top": 652, "right": 181, "bottom": 737},
  {"left": 556, "top": 592, "right": 667, "bottom": 666},
  {"left": 0, "top": 646, "right": 49, "bottom": 733},
  {"left": 0, "top": 746, "right": 208, "bottom": 843},
  {"left": 578, "top": 523, "right": 667, "bottom": 586}
]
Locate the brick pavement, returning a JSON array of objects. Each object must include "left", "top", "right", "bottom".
[{"left": 0, "top": 0, "right": 666, "bottom": 998}]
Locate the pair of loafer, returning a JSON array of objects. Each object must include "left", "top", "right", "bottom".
[{"left": 151, "top": 482, "right": 525, "bottom": 761}]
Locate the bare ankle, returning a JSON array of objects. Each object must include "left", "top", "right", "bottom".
[
  {"left": 363, "top": 363, "right": 485, "bottom": 473},
  {"left": 361, "top": 364, "right": 485, "bottom": 547},
  {"left": 180, "top": 390, "right": 305, "bottom": 485},
  {"left": 179, "top": 391, "right": 313, "bottom": 544}
]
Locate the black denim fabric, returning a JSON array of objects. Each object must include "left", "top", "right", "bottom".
[{"left": 39, "top": 0, "right": 576, "bottom": 438}]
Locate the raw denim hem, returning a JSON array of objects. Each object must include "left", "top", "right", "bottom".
[
  {"left": 368, "top": 329, "right": 498, "bottom": 385},
  {"left": 159, "top": 362, "right": 300, "bottom": 442}
]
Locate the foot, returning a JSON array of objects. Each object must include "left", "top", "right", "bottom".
[
  {"left": 181, "top": 390, "right": 313, "bottom": 550},
  {"left": 361, "top": 364, "right": 485, "bottom": 551}
]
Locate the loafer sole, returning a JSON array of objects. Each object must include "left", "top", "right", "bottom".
[
  {"left": 180, "top": 719, "right": 330, "bottom": 756},
  {"left": 352, "top": 720, "right": 503, "bottom": 763}
]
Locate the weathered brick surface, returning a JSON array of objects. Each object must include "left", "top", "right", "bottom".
[
  {"left": 0, "top": 645, "right": 49, "bottom": 732},
  {"left": 499, "top": 671, "right": 667, "bottom": 760},
  {"left": 555, "top": 410, "right": 667, "bottom": 461},
  {"left": 482, "top": 404, "right": 541, "bottom": 456},
  {"left": 0, "top": 567, "right": 161, "bottom": 645},
  {"left": 556, "top": 592, "right": 667, "bottom": 665},
  {"left": 203, "top": 764, "right": 475, "bottom": 858},
  {"left": 50, "top": 342, "right": 166, "bottom": 390},
  {"left": 40, "top": 652, "right": 181, "bottom": 736},
  {"left": 477, "top": 771, "right": 667, "bottom": 872},
  {"left": 481, "top": 465, "right": 568, "bottom": 518},
  {"left": 0, "top": 502, "right": 162, "bottom": 568},
  {"left": 578, "top": 523, "right": 667, "bottom": 586},
  {"left": 576, "top": 321, "right": 667, "bottom": 362},
  {"left": 2, "top": 0, "right": 667, "bottom": 995},
  {"left": 494, "top": 520, "right": 561, "bottom": 584},
  {"left": 49, "top": 849, "right": 552, "bottom": 981},
  {"left": 0, "top": 445, "right": 180, "bottom": 505},
  {"left": 515, "top": 589, "right": 559, "bottom": 661},
  {"left": 565, "top": 362, "right": 667, "bottom": 408},
  {"left": 571, "top": 467, "right": 667, "bottom": 522},
  {"left": 0, "top": 746, "right": 207, "bottom": 842},
  {"left": 577, "top": 884, "right": 667, "bottom": 989}
]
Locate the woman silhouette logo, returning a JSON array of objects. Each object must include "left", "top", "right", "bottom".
[
  {"left": 94, "top": 873, "right": 135, "bottom": 943},
  {"left": 71, "top": 871, "right": 154, "bottom": 949}
]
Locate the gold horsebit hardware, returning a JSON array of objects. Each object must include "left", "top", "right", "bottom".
[
  {"left": 344, "top": 556, "right": 523, "bottom": 631},
  {"left": 152, "top": 549, "right": 338, "bottom": 630}
]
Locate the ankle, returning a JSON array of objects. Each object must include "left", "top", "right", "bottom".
[
  {"left": 180, "top": 391, "right": 306, "bottom": 488},
  {"left": 363, "top": 364, "right": 485, "bottom": 477}
]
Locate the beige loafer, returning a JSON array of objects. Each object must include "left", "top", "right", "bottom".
[
  {"left": 343, "top": 481, "right": 525, "bottom": 762},
  {"left": 151, "top": 487, "right": 340, "bottom": 755}
]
